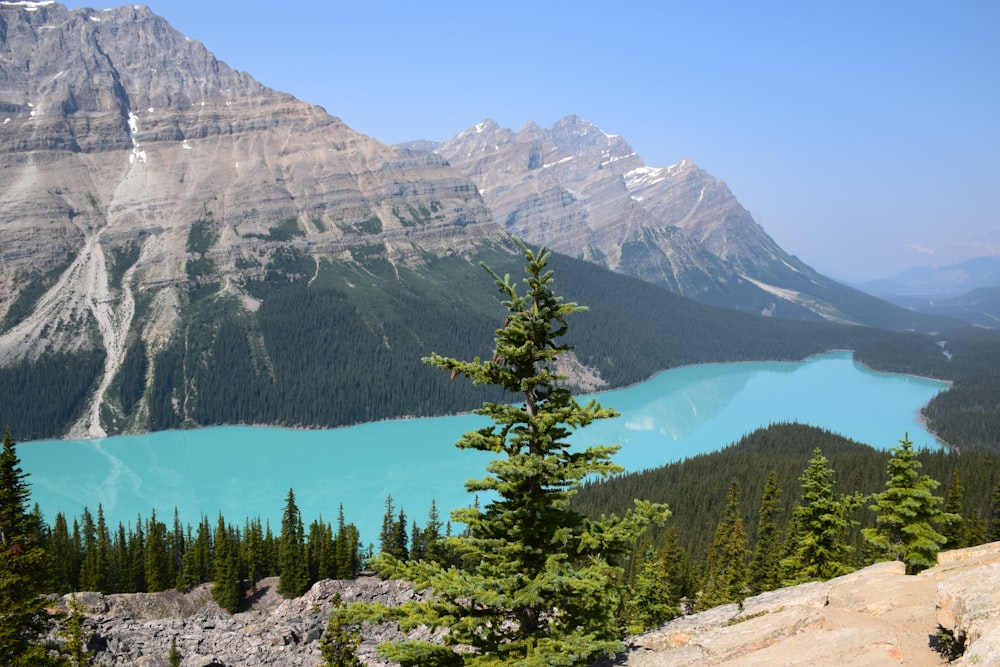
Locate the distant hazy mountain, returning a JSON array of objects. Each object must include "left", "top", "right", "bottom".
[
  {"left": 855, "top": 257, "right": 1000, "bottom": 328},
  {"left": 858, "top": 256, "right": 1000, "bottom": 298},
  {"left": 424, "top": 116, "right": 938, "bottom": 328}
]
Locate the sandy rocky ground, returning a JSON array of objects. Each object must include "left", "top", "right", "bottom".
[{"left": 53, "top": 541, "right": 1000, "bottom": 666}]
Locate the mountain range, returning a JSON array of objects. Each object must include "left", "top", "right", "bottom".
[{"left": 0, "top": 2, "right": 967, "bottom": 440}]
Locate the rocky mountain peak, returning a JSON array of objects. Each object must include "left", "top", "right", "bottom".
[
  {"left": 0, "top": 1, "right": 502, "bottom": 437},
  {"left": 435, "top": 114, "right": 877, "bottom": 321}
]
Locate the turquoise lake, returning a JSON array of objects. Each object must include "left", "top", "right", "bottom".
[{"left": 19, "top": 352, "right": 948, "bottom": 545}]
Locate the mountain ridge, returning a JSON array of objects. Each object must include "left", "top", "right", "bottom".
[
  {"left": 425, "top": 115, "right": 951, "bottom": 329},
  {"left": 0, "top": 2, "right": 971, "bottom": 441}
]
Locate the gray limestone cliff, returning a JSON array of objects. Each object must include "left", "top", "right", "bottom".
[
  {"left": 0, "top": 1, "right": 500, "bottom": 352},
  {"left": 0, "top": 1, "right": 503, "bottom": 437}
]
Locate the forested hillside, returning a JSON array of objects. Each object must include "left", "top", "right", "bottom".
[
  {"left": 6, "top": 244, "right": 989, "bottom": 443},
  {"left": 573, "top": 423, "right": 1000, "bottom": 594}
]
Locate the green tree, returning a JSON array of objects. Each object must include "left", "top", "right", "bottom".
[
  {"left": 621, "top": 543, "right": 681, "bottom": 634},
  {"left": 168, "top": 636, "right": 182, "bottom": 667},
  {"left": 698, "top": 481, "right": 750, "bottom": 610},
  {"left": 61, "top": 593, "right": 93, "bottom": 667},
  {"left": 211, "top": 514, "right": 243, "bottom": 613},
  {"left": 378, "top": 495, "right": 408, "bottom": 561},
  {"left": 941, "top": 469, "right": 966, "bottom": 550},
  {"left": 278, "top": 488, "right": 309, "bottom": 598},
  {"left": 345, "top": 243, "right": 670, "bottom": 666},
  {"left": 781, "top": 448, "right": 862, "bottom": 584},
  {"left": 94, "top": 505, "right": 113, "bottom": 592},
  {"left": 748, "top": 471, "right": 783, "bottom": 594},
  {"left": 242, "top": 517, "right": 266, "bottom": 591},
  {"left": 144, "top": 510, "right": 170, "bottom": 592},
  {"left": 320, "top": 594, "right": 364, "bottom": 667},
  {"left": 862, "top": 434, "right": 957, "bottom": 574},
  {"left": 77, "top": 507, "right": 98, "bottom": 591},
  {"left": 0, "top": 428, "right": 57, "bottom": 665},
  {"left": 989, "top": 472, "right": 1000, "bottom": 542},
  {"left": 48, "top": 512, "right": 77, "bottom": 593}
]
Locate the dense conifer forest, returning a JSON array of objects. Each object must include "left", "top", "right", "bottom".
[
  {"left": 573, "top": 422, "right": 1000, "bottom": 612},
  {"left": 29, "top": 492, "right": 368, "bottom": 613},
  {"left": 7, "top": 245, "right": 999, "bottom": 444}
]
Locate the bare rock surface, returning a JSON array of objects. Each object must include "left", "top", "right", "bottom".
[
  {"left": 57, "top": 575, "right": 423, "bottom": 667},
  {"left": 610, "top": 541, "right": 1000, "bottom": 666}
]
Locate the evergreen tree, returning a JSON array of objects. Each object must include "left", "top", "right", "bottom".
[
  {"left": 242, "top": 517, "right": 266, "bottom": 591},
  {"left": 191, "top": 515, "right": 213, "bottom": 585},
  {"left": 698, "top": 481, "right": 750, "bottom": 610},
  {"left": 170, "top": 508, "right": 185, "bottom": 586},
  {"left": 941, "top": 469, "right": 966, "bottom": 550},
  {"left": 780, "top": 449, "right": 862, "bottom": 584},
  {"left": 320, "top": 594, "right": 363, "bottom": 667},
  {"left": 378, "top": 495, "right": 409, "bottom": 560},
  {"left": 48, "top": 512, "right": 77, "bottom": 593},
  {"left": 421, "top": 500, "right": 446, "bottom": 564},
  {"left": 622, "top": 543, "right": 681, "bottom": 633},
  {"left": 278, "top": 488, "right": 309, "bottom": 598},
  {"left": 409, "top": 517, "right": 425, "bottom": 562},
  {"left": 307, "top": 517, "right": 335, "bottom": 582},
  {"left": 0, "top": 428, "right": 57, "bottom": 665},
  {"left": 862, "top": 434, "right": 957, "bottom": 574},
  {"left": 129, "top": 515, "right": 146, "bottom": 592},
  {"left": 145, "top": 510, "right": 170, "bottom": 592},
  {"left": 989, "top": 472, "right": 1000, "bottom": 542},
  {"left": 748, "top": 471, "right": 783, "bottom": 594},
  {"left": 344, "top": 243, "right": 670, "bottom": 666},
  {"left": 657, "top": 526, "right": 695, "bottom": 612},
  {"left": 61, "top": 593, "right": 93, "bottom": 667},
  {"left": 77, "top": 506, "right": 98, "bottom": 591},
  {"left": 95, "top": 505, "right": 113, "bottom": 593},
  {"left": 333, "top": 505, "right": 360, "bottom": 578},
  {"left": 114, "top": 523, "right": 131, "bottom": 593},
  {"left": 211, "top": 514, "right": 243, "bottom": 613},
  {"left": 168, "top": 636, "right": 182, "bottom": 667}
]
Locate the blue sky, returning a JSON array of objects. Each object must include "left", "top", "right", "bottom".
[{"left": 65, "top": 0, "right": 999, "bottom": 281}]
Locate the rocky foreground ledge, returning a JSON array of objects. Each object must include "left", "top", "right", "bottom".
[
  {"left": 58, "top": 542, "right": 1000, "bottom": 666},
  {"left": 612, "top": 541, "right": 1000, "bottom": 667}
]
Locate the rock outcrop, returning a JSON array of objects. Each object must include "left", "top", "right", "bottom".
[
  {"left": 58, "top": 575, "right": 423, "bottom": 667},
  {"left": 610, "top": 541, "right": 1000, "bottom": 666},
  {"left": 56, "top": 542, "right": 1000, "bottom": 666}
]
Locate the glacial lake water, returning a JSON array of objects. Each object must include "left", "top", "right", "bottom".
[{"left": 19, "top": 352, "right": 948, "bottom": 545}]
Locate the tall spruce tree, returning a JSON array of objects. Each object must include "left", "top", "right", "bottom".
[
  {"left": 341, "top": 243, "right": 670, "bottom": 666},
  {"left": 780, "top": 448, "right": 862, "bottom": 584},
  {"left": 0, "top": 428, "right": 57, "bottom": 665},
  {"left": 698, "top": 481, "right": 750, "bottom": 610},
  {"left": 145, "top": 509, "right": 170, "bottom": 592},
  {"left": 862, "top": 434, "right": 957, "bottom": 574},
  {"left": 622, "top": 543, "right": 681, "bottom": 633},
  {"left": 941, "top": 469, "right": 966, "bottom": 549},
  {"left": 748, "top": 471, "right": 783, "bottom": 594},
  {"left": 278, "top": 488, "right": 309, "bottom": 598},
  {"left": 61, "top": 593, "right": 93, "bottom": 667},
  {"left": 211, "top": 514, "right": 243, "bottom": 613}
]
